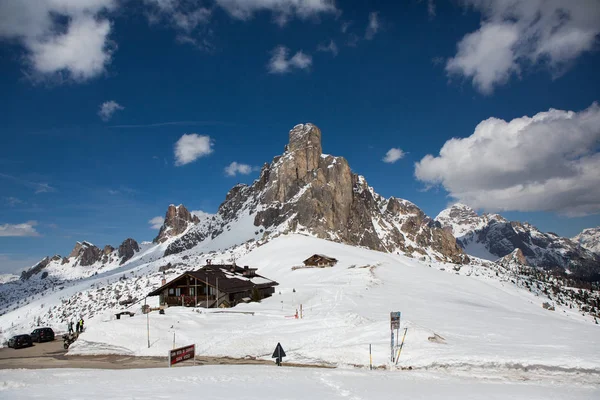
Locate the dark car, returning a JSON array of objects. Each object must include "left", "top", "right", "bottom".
[
  {"left": 30, "top": 327, "right": 55, "bottom": 343},
  {"left": 8, "top": 334, "right": 33, "bottom": 349}
]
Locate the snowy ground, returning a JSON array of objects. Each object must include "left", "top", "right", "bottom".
[
  {"left": 58, "top": 235, "right": 600, "bottom": 381},
  {"left": 0, "top": 366, "right": 598, "bottom": 400}
]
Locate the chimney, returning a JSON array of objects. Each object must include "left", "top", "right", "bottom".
[{"left": 161, "top": 278, "right": 166, "bottom": 286}]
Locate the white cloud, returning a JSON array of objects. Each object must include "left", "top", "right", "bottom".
[
  {"left": 447, "top": 0, "right": 600, "bottom": 94},
  {"left": 415, "top": 102, "right": 600, "bottom": 216},
  {"left": 214, "top": 0, "right": 337, "bottom": 25},
  {"left": 268, "top": 46, "right": 312, "bottom": 74},
  {"left": 0, "top": 0, "right": 116, "bottom": 82},
  {"left": 98, "top": 100, "right": 124, "bottom": 121},
  {"left": 382, "top": 148, "right": 405, "bottom": 164},
  {"left": 224, "top": 162, "right": 256, "bottom": 176},
  {"left": 365, "top": 12, "right": 379, "bottom": 40},
  {"left": 174, "top": 134, "right": 214, "bottom": 166},
  {"left": 317, "top": 40, "right": 338, "bottom": 56},
  {"left": 148, "top": 216, "right": 164, "bottom": 230},
  {"left": 0, "top": 173, "right": 55, "bottom": 194},
  {"left": 427, "top": 0, "right": 436, "bottom": 18},
  {"left": 0, "top": 221, "right": 40, "bottom": 237},
  {"left": 4, "top": 197, "right": 23, "bottom": 207}
]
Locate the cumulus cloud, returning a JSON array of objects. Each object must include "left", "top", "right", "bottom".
[
  {"left": 224, "top": 162, "right": 257, "bottom": 176},
  {"left": 365, "top": 12, "right": 379, "bottom": 40},
  {"left": 174, "top": 134, "right": 214, "bottom": 166},
  {"left": 98, "top": 100, "right": 124, "bottom": 121},
  {"left": 382, "top": 148, "right": 405, "bottom": 164},
  {"left": 214, "top": 0, "right": 337, "bottom": 25},
  {"left": 0, "top": 221, "right": 40, "bottom": 237},
  {"left": 148, "top": 216, "right": 164, "bottom": 230},
  {"left": 144, "top": 0, "right": 212, "bottom": 48},
  {"left": 415, "top": 102, "right": 600, "bottom": 216},
  {"left": 268, "top": 46, "right": 312, "bottom": 74},
  {"left": 0, "top": 0, "right": 116, "bottom": 82},
  {"left": 447, "top": 0, "right": 600, "bottom": 94},
  {"left": 317, "top": 39, "right": 338, "bottom": 56}
]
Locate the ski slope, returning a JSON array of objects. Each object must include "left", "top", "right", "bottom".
[{"left": 56, "top": 234, "right": 600, "bottom": 382}]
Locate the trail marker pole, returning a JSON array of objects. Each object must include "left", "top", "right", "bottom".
[
  {"left": 145, "top": 297, "right": 150, "bottom": 349},
  {"left": 369, "top": 344, "right": 372, "bottom": 370}
]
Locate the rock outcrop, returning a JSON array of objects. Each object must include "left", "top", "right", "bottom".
[
  {"left": 166, "top": 123, "right": 467, "bottom": 263},
  {"left": 69, "top": 242, "right": 102, "bottom": 267},
  {"left": 20, "top": 257, "right": 51, "bottom": 280},
  {"left": 436, "top": 204, "right": 600, "bottom": 278},
  {"left": 118, "top": 238, "right": 140, "bottom": 265},
  {"left": 153, "top": 204, "right": 200, "bottom": 243}
]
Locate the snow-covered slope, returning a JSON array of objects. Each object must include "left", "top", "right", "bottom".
[
  {"left": 2, "top": 234, "right": 598, "bottom": 381},
  {"left": 436, "top": 204, "right": 600, "bottom": 278},
  {"left": 573, "top": 227, "right": 600, "bottom": 254}
]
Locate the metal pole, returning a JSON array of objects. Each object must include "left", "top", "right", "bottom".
[
  {"left": 145, "top": 297, "right": 150, "bottom": 349},
  {"left": 206, "top": 273, "right": 209, "bottom": 309},
  {"left": 369, "top": 344, "right": 372, "bottom": 370},
  {"left": 216, "top": 277, "right": 219, "bottom": 308},
  {"left": 195, "top": 277, "right": 197, "bottom": 307}
]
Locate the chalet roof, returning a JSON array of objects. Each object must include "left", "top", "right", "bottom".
[
  {"left": 304, "top": 254, "right": 337, "bottom": 262},
  {"left": 147, "top": 264, "right": 278, "bottom": 297}
]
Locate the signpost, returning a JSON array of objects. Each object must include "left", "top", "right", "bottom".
[
  {"left": 390, "top": 312, "right": 401, "bottom": 362},
  {"left": 168, "top": 344, "right": 195, "bottom": 367},
  {"left": 272, "top": 342, "right": 286, "bottom": 366}
]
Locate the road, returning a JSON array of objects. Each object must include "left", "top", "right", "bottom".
[{"left": 0, "top": 340, "right": 326, "bottom": 370}]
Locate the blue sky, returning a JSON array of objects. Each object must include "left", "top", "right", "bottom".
[{"left": 1, "top": 0, "right": 599, "bottom": 273}]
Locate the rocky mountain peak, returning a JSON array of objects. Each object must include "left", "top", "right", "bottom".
[
  {"left": 573, "top": 227, "right": 600, "bottom": 254},
  {"left": 118, "top": 238, "right": 140, "bottom": 265},
  {"left": 166, "top": 123, "right": 467, "bottom": 263},
  {"left": 153, "top": 204, "right": 200, "bottom": 243}
]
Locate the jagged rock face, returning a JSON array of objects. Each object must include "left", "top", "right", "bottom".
[
  {"left": 103, "top": 245, "right": 114, "bottom": 256},
  {"left": 498, "top": 248, "right": 528, "bottom": 266},
  {"left": 154, "top": 204, "right": 200, "bottom": 243},
  {"left": 68, "top": 241, "right": 102, "bottom": 267},
  {"left": 167, "top": 123, "right": 467, "bottom": 263},
  {"left": 436, "top": 204, "right": 600, "bottom": 278},
  {"left": 573, "top": 227, "right": 600, "bottom": 254},
  {"left": 118, "top": 238, "right": 140, "bottom": 265},
  {"left": 20, "top": 257, "right": 51, "bottom": 280}
]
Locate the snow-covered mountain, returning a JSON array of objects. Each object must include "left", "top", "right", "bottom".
[
  {"left": 573, "top": 227, "right": 600, "bottom": 254},
  {"left": 162, "top": 123, "right": 467, "bottom": 264},
  {"left": 436, "top": 204, "right": 600, "bottom": 278}
]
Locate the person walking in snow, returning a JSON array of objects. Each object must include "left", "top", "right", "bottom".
[
  {"left": 80, "top": 318, "right": 84, "bottom": 332},
  {"left": 68, "top": 321, "right": 74, "bottom": 334}
]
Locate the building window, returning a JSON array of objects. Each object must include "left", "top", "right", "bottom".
[
  {"left": 190, "top": 287, "right": 195, "bottom": 296},
  {"left": 175, "top": 288, "right": 181, "bottom": 296},
  {"left": 168, "top": 288, "right": 174, "bottom": 295}
]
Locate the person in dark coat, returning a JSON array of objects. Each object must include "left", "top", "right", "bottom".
[{"left": 68, "top": 321, "right": 74, "bottom": 334}]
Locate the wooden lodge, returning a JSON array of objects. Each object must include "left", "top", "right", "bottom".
[
  {"left": 303, "top": 254, "right": 338, "bottom": 267},
  {"left": 147, "top": 264, "right": 278, "bottom": 308}
]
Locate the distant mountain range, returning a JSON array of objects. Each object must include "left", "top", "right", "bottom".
[{"left": 436, "top": 203, "right": 600, "bottom": 279}]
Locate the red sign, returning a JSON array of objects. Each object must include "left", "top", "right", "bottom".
[{"left": 169, "top": 344, "right": 195, "bottom": 366}]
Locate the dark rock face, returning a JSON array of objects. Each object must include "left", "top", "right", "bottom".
[
  {"left": 154, "top": 204, "right": 200, "bottom": 243},
  {"left": 166, "top": 123, "right": 467, "bottom": 263},
  {"left": 118, "top": 238, "right": 140, "bottom": 265},
  {"left": 68, "top": 241, "right": 102, "bottom": 266},
  {"left": 20, "top": 257, "right": 51, "bottom": 280}
]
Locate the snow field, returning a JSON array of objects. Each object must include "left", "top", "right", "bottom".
[
  {"left": 64, "top": 235, "right": 600, "bottom": 382},
  {"left": 0, "top": 366, "right": 598, "bottom": 400}
]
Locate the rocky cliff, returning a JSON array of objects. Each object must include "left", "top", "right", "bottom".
[
  {"left": 436, "top": 204, "right": 600, "bottom": 278},
  {"left": 153, "top": 204, "right": 200, "bottom": 243},
  {"left": 165, "top": 123, "right": 467, "bottom": 263}
]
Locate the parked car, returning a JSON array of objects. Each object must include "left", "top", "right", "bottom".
[
  {"left": 8, "top": 334, "right": 33, "bottom": 349},
  {"left": 30, "top": 327, "right": 55, "bottom": 343}
]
